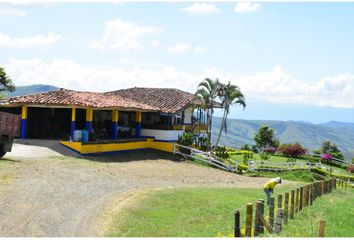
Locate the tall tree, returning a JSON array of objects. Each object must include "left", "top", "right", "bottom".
[
  {"left": 195, "top": 78, "right": 221, "bottom": 146},
  {"left": 214, "top": 81, "right": 246, "bottom": 146},
  {"left": 0, "top": 67, "right": 15, "bottom": 96},
  {"left": 253, "top": 125, "right": 280, "bottom": 153}
]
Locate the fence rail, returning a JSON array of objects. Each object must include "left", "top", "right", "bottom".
[
  {"left": 233, "top": 177, "right": 351, "bottom": 237},
  {"left": 173, "top": 144, "right": 238, "bottom": 173},
  {"left": 248, "top": 160, "right": 321, "bottom": 172}
]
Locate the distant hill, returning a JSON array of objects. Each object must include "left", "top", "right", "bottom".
[
  {"left": 5, "top": 84, "right": 59, "bottom": 97},
  {"left": 212, "top": 117, "right": 354, "bottom": 160},
  {"left": 319, "top": 121, "right": 354, "bottom": 131}
]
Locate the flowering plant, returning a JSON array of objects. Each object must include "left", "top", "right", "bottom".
[{"left": 321, "top": 153, "right": 332, "bottom": 160}]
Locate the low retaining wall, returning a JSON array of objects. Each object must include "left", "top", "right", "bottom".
[{"left": 60, "top": 138, "right": 174, "bottom": 155}]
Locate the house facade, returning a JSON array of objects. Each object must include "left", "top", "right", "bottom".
[{"left": 0, "top": 87, "right": 208, "bottom": 155}]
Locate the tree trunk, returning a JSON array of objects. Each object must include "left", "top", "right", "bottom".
[{"left": 215, "top": 109, "right": 227, "bottom": 146}]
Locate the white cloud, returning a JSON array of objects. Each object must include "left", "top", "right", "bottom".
[
  {"left": 167, "top": 43, "right": 190, "bottom": 53},
  {"left": 193, "top": 46, "right": 207, "bottom": 53},
  {"left": 0, "top": 8, "right": 27, "bottom": 16},
  {"left": 234, "top": 2, "right": 262, "bottom": 13},
  {"left": 151, "top": 40, "right": 160, "bottom": 47},
  {"left": 0, "top": 32, "right": 61, "bottom": 47},
  {"left": 90, "top": 19, "right": 160, "bottom": 51},
  {"left": 167, "top": 43, "right": 207, "bottom": 53},
  {"left": 5, "top": 59, "right": 354, "bottom": 109},
  {"left": 181, "top": 3, "right": 220, "bottom": 14}
]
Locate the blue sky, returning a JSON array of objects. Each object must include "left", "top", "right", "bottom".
[{"left": 1, "top": 2, "right": 354, "bottom": 123}]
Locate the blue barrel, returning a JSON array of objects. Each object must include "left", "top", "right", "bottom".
[
  {"left": 81, "top": 130, "right": 89, "bottom": 142},
  {"left": 73, "top": 130, "right": 82, "bottom": 142}
]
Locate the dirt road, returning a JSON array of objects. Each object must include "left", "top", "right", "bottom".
[{"left": 0, "top": 143, "right": 270, "bottom": 237}]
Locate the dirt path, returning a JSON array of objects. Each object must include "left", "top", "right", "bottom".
[{"left": 0, "top": 143, "right": 272, "bottom": 237}]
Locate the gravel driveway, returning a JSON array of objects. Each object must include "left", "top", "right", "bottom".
[{"left": 0, "top": 143, "right": 269, "bottom": 237}]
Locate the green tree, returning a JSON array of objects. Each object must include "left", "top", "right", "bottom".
[
  {"left": 321, "top": 141, "right": 344, "bottom": 160},
  {"left": 253, "top": 125, "right": 279, "bottom": 153},
  {"left": 0, "top": 67, "right": 15, "bottom": 96},
  {"left": 214, "top": 81, "right": 246, "bottom": 146},
  {"left": 195, "top": 78, "right": 221, "bottom": 146}
]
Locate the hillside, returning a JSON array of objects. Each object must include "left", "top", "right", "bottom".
[
  {"left": 212, "top": 117, "right": 354, "bottom": 160},
  {"left": 5, "top": 84, "right": 59, "bottom": 97}
]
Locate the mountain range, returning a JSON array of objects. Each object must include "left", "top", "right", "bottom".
[
  {"left": 4, "top": 84, "right": 354, "bottom": 160},
  {"left": 212, "top": 117, "right": 354, "bottom": 160}
]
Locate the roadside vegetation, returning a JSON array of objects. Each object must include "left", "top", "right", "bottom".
[
  {"left": 106, "top": 184, "right": 301, "bottom": 237},
  {"left": 265, "top": 188, "right": 354, "bottom": 237}
]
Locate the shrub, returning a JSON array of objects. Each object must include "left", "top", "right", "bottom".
[
  {"left": 213, "top": 145, "right": 230, "bottom": 159},
  {"left": 251, "top": 145, "right": 259, "bottom": 153},
  {"left": 240, "top": 144, "right": 251, "bottom": 151},
  {"left": 260, "top": 152, "right": 270, "bottom": 160},
  {"left": 195, "top": 135, "right": 208, "bottom": 151},
  {"left": 278, "top": 143, "right": 306, "bottom": 158},
  {"left": 177, "top": 132, "right": 194, "bottom": 146},
  {"left": 264, "top": 147, "right": 277, "bottom": 155},
  {"left": 312, "top": 149, "right": 322, "bottom": 155}
]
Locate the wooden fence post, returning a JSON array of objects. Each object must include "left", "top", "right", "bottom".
[
  {"left": 284, "top": 192, "right": 289, "bottom": 224},
  {"left": 259, "top": 200, "right": 265, "bottom": 234},
  {"left": 254, "top": 201, "right": 262, "bottom": 236},
  {"left": 278, "top": 194, "right": 283, "bottom": 209},
  {"left": 269, "top": 197, "right": 275, "bottom": 228},
  {"left": 333, "top": 177, "right": 337, "bottom": 190},
  {"left": 290, "top": 190, "right": 295, "bottom": 219},
  {"left": 304, "top": 185, "right": 308, "bottom": 207},
  {"left": 306, "top": 185, "right": 310, "bottom": 206},
  {"left": 295, "top": 188, "right": 300, "bottom": 213},
  {"left": 299, "top": 187, "right": 303, "bottom": 211},
  {"left": 318, "top": 220, "right": 326, "bottom": 237},
  {"left": 234, "top": 209, "right": 241, "bottom": 237},
  {"left": 321, "top": 181, "right": 324, "bottom": 195},
  {"left": 245, "top": 203, "right": 253, "bottom": 237},
  {"left": 274, "top": 208, "right": 283, "bottom": 234}
]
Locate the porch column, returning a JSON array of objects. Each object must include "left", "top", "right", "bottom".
[
  {"left": 135, "top": 111, "right": 142, "bottom": 138},
  {"left": 70, "top": 107, "right": 76, "bottom": 140},
  {"left": 85, "top": 108, "right": 93, "bottom": 131},
  {"left": 20, "top": 105, "right": 27, "bottom": 139},
  {"left": 112, "top": 110, "right": 119, "bottom": 140}
]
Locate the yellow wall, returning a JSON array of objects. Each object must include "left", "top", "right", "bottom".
[
  {"left": 60, "top": 139, "right": 174, "bottom": 155},
  {"left": 21, "top": 105, "right": 28, "bottom": 119},
  {"left": 86, "top": 108, "right": 93, "bottom": 121}
]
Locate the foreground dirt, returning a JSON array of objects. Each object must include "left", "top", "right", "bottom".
[{"left": 0, "top": 143, "right": 273, "bottom": 237}]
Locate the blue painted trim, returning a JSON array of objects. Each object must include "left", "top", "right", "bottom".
[
  {"left": 154, "top": 139, "right": 177, "bottom": 142},
  {"left": 85, "top": 121, "right": 93, "bottom": 131},
  {"left": 112, "top": 122, "right": 118, "bottom": 140},
  {"left": 20, "top": 119, "right": 27, "bottom": 139},
  {"left": 135, "top": 122, "right": 141, "bottom": 138},
  {"left": 70, "top": 121, "right": 75, "bottom": 140}
]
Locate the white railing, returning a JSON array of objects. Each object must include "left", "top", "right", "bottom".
[
  {"left": 248, "top": 160, "right": 322, "bottom": 172},
  {"left": 311, "top": 153, "right": 350, "bottom": 166},
  {"left": 173, "top": 144, "right": 238, "bottom": 173}
]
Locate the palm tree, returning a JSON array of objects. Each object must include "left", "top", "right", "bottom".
[
  {"left": 195, "top": 78, "right": 221, "bottom": 146},
  {"left": 214, "top": 81, "right": 246, "bottom": 146}
]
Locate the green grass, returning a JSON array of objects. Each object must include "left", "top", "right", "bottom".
[
  {"left": 265, "top": 188, "right": 354, "bottom": 237},
  {"left": 106, "top": 184, "right": 301, "bottom": 237},
  {"left": 246, "top": 170, "right": 328, "bottom": 183}
]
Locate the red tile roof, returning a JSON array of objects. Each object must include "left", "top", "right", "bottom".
[
  {"left": 7, "top": 88, "right": 158, "bottom": 111},
  {"left": 106, "top": 87, "right": 202, "bottom": 114},
  {"left": 6, "top": 87, "right": 202, "bottom": 113}
]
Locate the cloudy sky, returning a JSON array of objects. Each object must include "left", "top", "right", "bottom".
[{"left": 1, "top": 1, "right": 354, "bottom": 123}]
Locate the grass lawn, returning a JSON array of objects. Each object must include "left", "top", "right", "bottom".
[
  {"left": 265, "top": 188, "right": 354, "bottom": 237},
  {"left": 246, "top": 170, "right": 328, "bottom": 182},
  {"left": 106, "top": 184, "right": 301, "bottom": 237}
]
